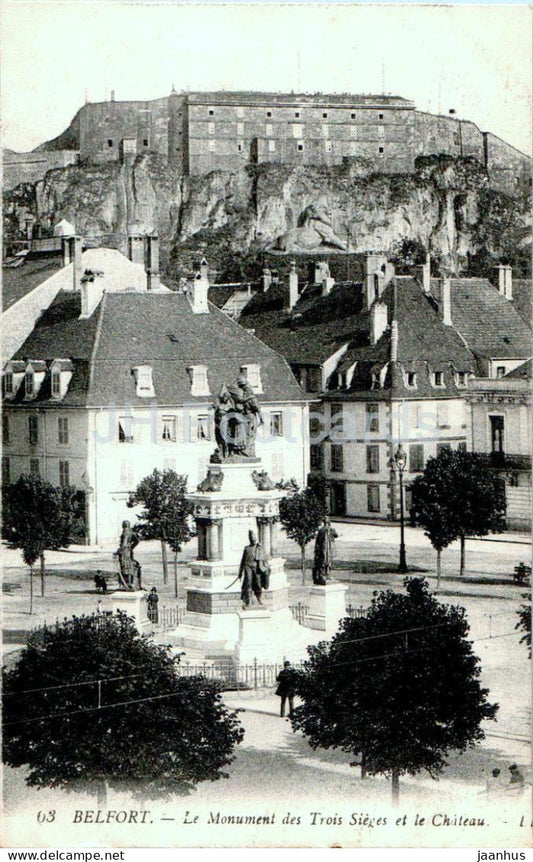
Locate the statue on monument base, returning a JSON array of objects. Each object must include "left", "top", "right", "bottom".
[
  {"left": 214, "top": 376, "right": 263, "bottom": 459},
  {"left": 238, "top": 530, "right": 271, "bottom": 609},
  {"left": 312, "top": 517, "right": 338, "bottom": 585},
  {"left": 115, "top": 520, "right": 142, "bottom": 591}
]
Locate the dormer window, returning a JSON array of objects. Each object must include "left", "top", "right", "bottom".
[
  {"left": 3, "top": 362, "right": 25, "bottom": 399},
  {"left": 433, "top": 371, "right": 445, "bottom": 388},
  {"left": 240, "top": 363, "right": 262, "bottom": 394},
  {"left": 50, "top": 359, "right": 74, "bottom": 400},
  {"left": 456, "top": 371, "right": 467, "bottom": 388},
  {"left": 25, "top": 370, "right": 34, "bottom": 397},
  {"left": 371, "top": 370, "right": 381, "bottom": 390},
  {"left": 132, "top": 365, "right": 155, "bottom": 398},
  {"left": 406, "top": 372, "right": 417, "bottom": 388},
  {"left": 188, "top": 364, "right": 210, "bottom": 397}
]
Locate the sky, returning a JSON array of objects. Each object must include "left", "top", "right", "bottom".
[{"left": 1, "top": 2, "right": 531, "bottom": 155}]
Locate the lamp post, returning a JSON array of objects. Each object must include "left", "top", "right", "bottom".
[{"left": 393, "top": 444, "right": 408, "bottom": 573}]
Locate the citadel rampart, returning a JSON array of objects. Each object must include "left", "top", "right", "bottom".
[{"left": 4, "top": 90, "right": 530, "bottom": 195}]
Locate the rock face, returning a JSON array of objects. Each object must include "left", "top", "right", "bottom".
[{"left": 4, "top": 153, "right": 531, "bottom": 276}]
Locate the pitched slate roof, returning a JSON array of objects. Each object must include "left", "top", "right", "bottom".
[
  {"left": 9, "top": 289, "right": 305, "bottom": 407},
  {"left": 2, "top": 256, "right": 63, "bottom": 311},
  {"left": 511, "top": 279, "right": 532, "bottom": 327},
  {"left": 240, "top": 281, "right": 366, "bottom": 364},
  {"left": 430, "top": 277, "right": 532, "bottom": 360},
  {"left": 505, "top": 358, "right": 532, "bottom": 379}
]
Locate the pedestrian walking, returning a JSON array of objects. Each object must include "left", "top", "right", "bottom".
[{"left": 275, "top": 660, "right": 298, "bottom": 718}]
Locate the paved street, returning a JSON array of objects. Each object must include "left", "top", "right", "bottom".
[{"left": 2, "top": 521, "right": 531, "bottom": 846}]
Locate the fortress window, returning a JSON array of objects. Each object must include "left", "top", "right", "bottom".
[
  {"left": 268, "top": 140, "right": 276, "bottom": 152},
  {"left": 322, "top": 112, "right": 328, "bottom": 118},
  {"left": 295, "top": 111, "right": 300, "bottom": 118},
  {"left": 107, "top": 139, "right": 113, "bottom": 147},
  {"left": 143, "top": 139, "right": 148, "bottom": 147},
  {"left": 266, "top": 111, "right": 272, "bottom": 117},
  {"left": 325, "top": 141, "right": 332, "bottom": 153},
  {"left": 379, "top": 147, "right": 384, "bottom": 154},
  {"left": 351, "top": 112, "right": 356, "bottom": 119},
  {"left": 297, "top": 142, "right": 304, "bottom": 152},
  {"left": 237, "top": 142, "right": 243, "bottom": 152},
  {"left": 379, "top": 113, "right": 384, "bottom": 119},
  {"left": 208, "top": 109, "right": 214, "bottom": 116}
]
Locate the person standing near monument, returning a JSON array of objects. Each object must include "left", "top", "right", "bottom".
[
  {"left": 147, "top": 587, "right": 159, "bottom": 623},
  {"left": 238, "top": 530, "right": 269, "bottom": 609},
  {"left": 275, "top": 660, "right": 298, "bottom": 718},
  {"left": 312, "top": 517, "right": 338, "bottom": 585}
]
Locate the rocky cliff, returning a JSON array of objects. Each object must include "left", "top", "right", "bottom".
[{"left": 4, "top": 153, "right": 531, "bottom": 278}]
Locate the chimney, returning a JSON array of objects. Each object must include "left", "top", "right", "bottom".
[
  {"left": 262, "top": 267, "right": 272, "bottom": 292},
  {"left": 145, "top": 235, "right": 160, "bottom": 291},
  {"left": 111, "top": 89, "right": 115, "bottom": 102},
  {"left": 288, "top": 260, "right": 299, "bottom": 309},
  {"left": 321, "top": 275, "right": 335, "bottom": 297},
  {"left": 79, "top": 272, "right": 104, "bottom": 319},
  {"left": 495, "top": 264, "right": 513, "bottom": 301},
  {"left": 62, "top": 235, "right": 82, "bottom": 290},
  {"left": 370, "top": 302, "right": 388, "bottom": 345},
  {"left": 415, "top": 253, "right": 431, "bottom": 293},
  {"left": 390, "top": 320, "right": 398, "bottom": 362},
  {"left": 200, "top": 257, "right": 209, "bottom": 281},
  {"left": 440, "top": 277, "right": 452, "bottom": 326},
  {"left": 189, "top": 271, "right": 209, "bottom": 314},
  {"left": 128, "top": 233, "right": 145, "bottom": 266}
]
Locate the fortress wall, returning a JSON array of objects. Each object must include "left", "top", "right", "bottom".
[
  {"left": 3, "top": 151, "right": 80, "bottom": 189},
  {"left": 483, "top": 132, "right": 532, "bottom": 197},
  {"left": 77, "top": 98, "right": 171, "bottom": 162}
]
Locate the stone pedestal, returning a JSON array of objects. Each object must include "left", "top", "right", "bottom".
[
  {"left": 168, "top": 456, "right": 324, "bottom": 662},
  {"left": 233, "top": 608, "right": 272, "bottom": 664},
  {"left": 105, "top": 590, "right": 150, "bottom": 634},
  {"left": 305, "top": 583, "right": 348, "bottom": 634}
]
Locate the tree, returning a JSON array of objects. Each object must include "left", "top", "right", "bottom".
[
  {"left": 411, "top": 449, "right": 506, "bottom": 578},
  {"left": 3, "top": 612, "right": 244, "bottom": 800},
  {"left": 291, "top": 577, "right": 498, "bottom": 805},
  {"left": 410, "top": 462, "right": 460, "bottom": 590},
  {"left": 278, "top": 480, "right": 326, "bottom": 584},
  {"left": 127, "top": 469, "right": 194, "bottom": 592},
  {"left": 515, "top": 593, "right": 531, "bottom": 658},
  {"left": 2, "top": 475, "right": 74, "bottom": 608}
]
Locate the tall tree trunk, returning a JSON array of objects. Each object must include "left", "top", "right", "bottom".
[
  {"left": 459, "top": 534, "right": 466, "bottom": 577},
  {"left": 40, "top": 552, "right": 46, "bottom": 597},
  {"left": 161, "top": 540, "right": 168, "bottom": 584},
  {"left": 436, "top": 549, "right": 441, "bottom": 591},
  {"left": 97, "top": 780, "right": 107, "bottom": 807},
  {"left": 29, "top": 564, "right": 34, "bottom": 615},
  {"left": 391, "top": 770, "right": 400, "bottom": 807},
  {"left": 173, "top": 550, "right": 179, "bottom": 599},
  {"left": 300, "top": 545, "right": 306, "bottom": 586}
]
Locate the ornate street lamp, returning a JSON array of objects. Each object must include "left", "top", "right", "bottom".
[{"left": 393, "top": 444, "right": 408, "bottom": 573}]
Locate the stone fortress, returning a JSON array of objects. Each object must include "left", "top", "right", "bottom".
[{"left": 4, "top": 89, "right": 531, "bottom": 195}]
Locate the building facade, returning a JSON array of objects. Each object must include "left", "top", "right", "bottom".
[
  {"left": 466, "top": 362, "right": 532, "bottom": 531},
  {"left": 2, "top": 243, "right": 309, "bottom": 544},
  {"left": 239, "top": 253, "right": 531, "bottom": 522},
  {"left": 5, "top": 90, "right": 530, "bottom": 193}
]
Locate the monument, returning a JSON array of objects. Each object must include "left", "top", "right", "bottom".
[
  {"left": 105, "top": 521, "right": 150, "bottom": 633},
  {"left": 172, "top": 375, "right": 325, "bottom": 664}
]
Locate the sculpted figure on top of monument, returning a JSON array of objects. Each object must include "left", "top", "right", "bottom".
[
  {"left": 251, "top": 469, "right": 276, "bottom": 491},
  {"left": 269, "top": 202, "right": 348, "bottom": 253},
  {"left": 213, "top": 376, "right": 263, "bottom": 459},
  {"left": 197, "top": 469, "right": 224, "bottom": 492}
]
